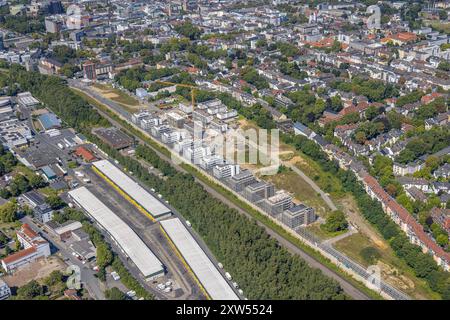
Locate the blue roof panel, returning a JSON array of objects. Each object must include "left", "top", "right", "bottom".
[{"left": 38, "top": 113, "right": 61, "bottom": 130}]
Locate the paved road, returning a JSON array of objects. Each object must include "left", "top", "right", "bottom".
[
  {"left": 71, "top": 85, "right": 372, "bottom": 300},
  {"left": 234, "top": 124, "right": 338, "bottom": 212},
  {"left": 323, "top": 226, "right": 358, "bottom": 245},
  {"left": 283, "top": 161, "right": 338, "bottom": 211},
  {"left": 21, "top": 216, "right": 105, "bottom": 300},
  {"left": 84, "top": 166, "right": 201, "bottom": 300},
  {"left": 191, "top": 178, "right": 371, "bottom": 300},
  {"left": 61, "top": 89, "right": 240, "bottom": 299}
]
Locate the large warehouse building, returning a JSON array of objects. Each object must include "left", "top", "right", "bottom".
[
  {"left": 92, "top": 159, "right": 172, "bottom": 219},
  {"left": 68, "top": 187, "right": 165, "bottom": 280},
  {"left": 160, "top": 218, "right": 239, "bottom": 300}
]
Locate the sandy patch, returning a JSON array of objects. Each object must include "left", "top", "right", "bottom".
[
  {"left": 340, "top": 196, "right": 387, "bottom": 249},
  {"left": 103, "top": 92, "right": 119, "bottom": 99},
  {"left": 288, "top": 156, "right": 309, "bottom": 168},
  {"left": 377, "top": 261, "right": 415, "bottom": 292},
  {"left": 2, "top": 256, "right": 66, "bottom": 288}
]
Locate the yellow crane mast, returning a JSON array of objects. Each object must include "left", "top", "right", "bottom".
[{"left": 155, "top": 80, "right": 197, "bottom": 108}]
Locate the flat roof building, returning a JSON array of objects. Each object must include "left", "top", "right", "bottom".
[
  {"left": 93, "top": 127, "right": 133, "bottom": 150},
  {"left": 0, "top": 279, "right": 11, "bottom": 300},
  {"left": 38, "top": 113, "right": 61, "bottom": 130},
  {"left": 160, "top": 218, "right": 239, "bottom": 300},
  {"left": 227, "top": 169, "right": 256, "bottom": 192},
  {"left": 17, "top": 92, "right": 40, "bottom": 108},
  {"left": 261, "top": 190, "right": 292, "bottom": 217},
  {"left": 242, "top": 181, "right": 275, "bottom": 203},
  {"left": 213, "top": 164, "right": 240, "bottom": 179},
  {"left": 68, "top": 187, "right": 165, "bottom": 279},
  {"left": 92, "top": 160, "right": 172, "bottom": 219},
  {"left": 166, "top": 111, "right": 186, "bottom": 129},
  {"left": 281, "top": 204, "right": 316, "bottom": 230}
]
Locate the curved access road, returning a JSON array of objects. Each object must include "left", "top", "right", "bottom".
[{"left": 70, "top": 83, "right": 371, "bottom": 300}]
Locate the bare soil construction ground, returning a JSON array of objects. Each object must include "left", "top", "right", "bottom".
[{"left": 2, "top": 256, "right": 66, "bottom": 288}]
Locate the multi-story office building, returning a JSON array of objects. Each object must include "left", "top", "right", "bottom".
[
  {"left": 184, "top": 120, "right": 204, "bottom": 139},
  {"left": 216, "top": 110, "right": 238, "bottom": 120},
  {"left": 151, "top": 125, "right": 171, "bottom": 137},
  {"left": 193, "top": 109, "right": 213, "bottom": 125},
  {"left": 141, "top": 117, "right": 162, "bottom": 130},
  {"left": 174, "top": 138, "right": 193, "bottom": 153},
  {"left": 0, "top": 280, "right": 11, "bottom": 300},
  {"left": 200, "top": 155, "right": 223, "bottom": 170},
  {"left": 1, "top": 224, "right": 50, "bottom": 273},
  {"left": 281, "top": 204, "right": 316, "bottom": 229},
  {"left": 213, "top": 164, "right": 240, "bottom": 179},
  {"left": 131, "top": 111, "right": 151, "bottom": 124},
  {"left": 242, "top": 181, "right": 275, "bottom": 203},
  {"left": 210, "top": 119, "right": 228, "bottom": 133},
  {"left": 167, "top": 112, "right": 186, "bottom": 129},
  {"left": 227, "top": 169, "right": 256, "bottom": 192},
  {"left": 261, "top": 191, "right": 292, "bottom": 217},
  {"left": 183, "top": 145, "right": 211, "bottom": 164}
]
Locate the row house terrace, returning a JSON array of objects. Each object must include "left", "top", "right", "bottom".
[{"left": 361, "top": 174, "right": 449, "bottom": 271}]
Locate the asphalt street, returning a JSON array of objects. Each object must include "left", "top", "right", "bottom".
[
  {"left": 21, "top": 216, "right": 105, "bottom": 300},
  {"left": 69, "top": 84, "right": 372, "bottom": 300}
]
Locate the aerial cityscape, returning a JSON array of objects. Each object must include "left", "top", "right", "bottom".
[{"left": 0, "top": 0, "right": 448, "bottom": 305}]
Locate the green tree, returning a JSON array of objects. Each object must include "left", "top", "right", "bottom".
[
  {"left": 365, "top": 105, "right": 381, "bottom": 120},
  {"left": 174, "top": 22, "right": 202, "bottom": 40},
  {"left": 45, "top": 195, "right": 65, "bottom": 210},
  {"left": 105, "top": 287, "right": 127, "bottom": 300},
  {"left": 436, "top": 234, "right": 448, "bottom": 247},
  {"left": 354, "top": 131, "right": 366, "bottom": 144},
  {"left": 28, "top": 174, "right": 47, "bottom": 189},
  {"left": 16, "top": 280, "right": 44, "bottom": 300},
  {"left": 0, "top": 200, "right": 18, "bottom": 222},
  {"left": 360, "top": 247, "right": 381, "bottom": 264},
  {"left": 96, "top": 243, "right": 113, "bottom": 269},
  {"left": 437, "top": 61, "right": 450, "bottom": 72},
  {"left": 321, "top": 211, "right": 348, "bottom": 233}
]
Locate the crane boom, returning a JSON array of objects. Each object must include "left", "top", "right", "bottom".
[{"left": 155, "top": 80, "right": 196, "bottom": 107}]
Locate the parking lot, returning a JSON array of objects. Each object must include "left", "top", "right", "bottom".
[{"left": 74, "top": 165, "right": 204, "bottom": 300}]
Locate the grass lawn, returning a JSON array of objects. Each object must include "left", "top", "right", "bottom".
[
  {"left": 335, "top": 233, "right": 441, "bottom": 300},
  {"left": 91, "top": 83, "right": 140, "bottom": 107},
  {"left": 13, "top": 165, "right": 37, "bottom": 180},
  {"left": 73, "top": 89, "right": 385, "bottom": 300},
  {"left": 292, "top": 155, "right": 344, "bottom": 198},
  {"left": 0, "top": 221, "right": 22, "bottom": 239},
  {"left": 38, "top": 186, "right": 58, "bottom": 197},
  {"left": 239, "top": 118, "right": 344, "bottom": 197},
  {"left": 306, "top": 223, "right": 347, "bottom": 240},
  {"left": 424, "top": 20, "right": 450, "bottom": 34},
  {"left": 264, "top": 171, "right": 329, "bottom": 217},
  {"left": 74, "top": 86, "right": 444, "bottom": 300}
]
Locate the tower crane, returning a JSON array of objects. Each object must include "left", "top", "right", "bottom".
[{"left": 155, "top": 80, "right": 197, "bottom": 108}]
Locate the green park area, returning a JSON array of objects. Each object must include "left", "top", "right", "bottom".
[{"left": 91, "top": 83, "right": 140, "bottom": 108}]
